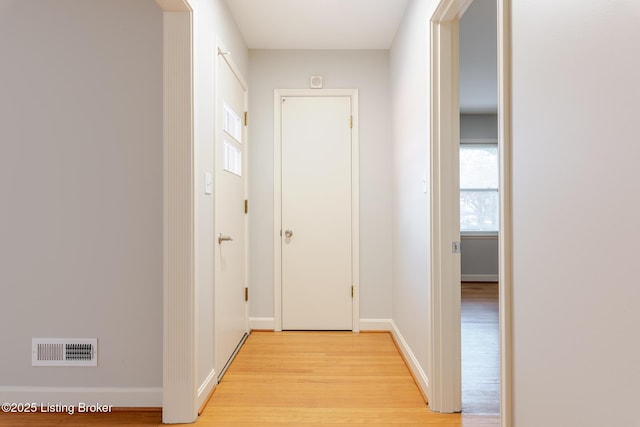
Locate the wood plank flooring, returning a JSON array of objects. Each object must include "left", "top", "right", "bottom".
[
  {"left": 0, "top": 410, "right": 163, "bottom": 426},
  {"left": 0, "top": 330, "right": 500, "bottom": 426},
  {"left": 200, "top": 331, "right": 498, "bottom": 426},
  {"left": 462, "top": 282, "right": 500, "bottom": 415}
]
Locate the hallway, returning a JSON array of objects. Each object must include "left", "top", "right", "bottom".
[
  {"left": 201, "top": 331, "right": 499, "bottom": 426},
  {"left": 0, "top": 331, "right": 500, "bottom": 426}
]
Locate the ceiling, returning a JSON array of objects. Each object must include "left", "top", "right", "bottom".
[
  {"left": 224, "top": 0, "right": 409, "bottom": 50},
  {"left": 224, "top": 0, "right": 497, "bottom": 113},
  {"left": 459, "top": 0, "right": 498, "bottom": 113}
]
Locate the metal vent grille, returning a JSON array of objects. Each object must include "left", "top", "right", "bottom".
[{"left": 32, "top": 338, "right": 97, "bottom": 366}]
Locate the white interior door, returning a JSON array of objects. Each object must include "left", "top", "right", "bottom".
[
  {"left": 281, "top": 96, "right": 353, "bottom": 330},
  {"left": 215, "top": 50, "right": 247, "bottom": 378}
]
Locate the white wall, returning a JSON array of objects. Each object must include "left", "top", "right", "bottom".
[
  {"left": 0, "top": 0, "right": 162, "bottom": 405},
  {"left": 512, "top": 1, "right": 640, "bottom": 425},
  {"left": 460, "top": 113, "right": 497, "bottom": 140},
  {"left": 190, "top": 0, "right": 248, "bottom": 406},
  {"left": 248, "top": 50, "right": 393, "bottom": 323},
  {"left": 389, "top": 0, "right": 438, "bottom": 395},
  {"left": 460, "top": 236, "right": 498, "bottom": 281}
]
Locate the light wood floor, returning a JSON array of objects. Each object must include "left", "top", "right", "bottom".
[
  {"left": 200, "top": 331, "right": 498, "bottom": 426},
  {"left": 0, "top": 331, "right": 500, "bottom": 426},
  {"left": 462, "top": 282, "right": 500, "bottom": 415}
]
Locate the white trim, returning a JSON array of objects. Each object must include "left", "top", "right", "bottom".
[
  {"left": 461, "top": 232, "right": 498, "bottom": 239},
  {"left": 497, "top": 0, "right": 513, "bottom": 425},
  {"left": 160, "top": 7, "right": 197, "bottom": 425},
  {"left": 196, "top": 368, "right": 216, "bottom": 407},
  {"left": 429, "top": 3, "right": 465, "bottom": 413},
  {"left": 0, "top": 387, "right": 161, "bottom": 407},
  {"left": 216, "top": 45, "right": 248, "bottom": 92},
  {"left": 275, "top": 88, "right": 360, "bottom": 97},
  {"left": 460, "top": 138, "right": 498, "bottom": 144},
  {"left": 273, "top": 90, "right": 282, "bottom": 332},
  {"left": 460, "top": 107, "right": 500, "bottom": 114},
  {"left": 359, "top": 319, "right": 393, "bottom": 331},
  {"left": 461, "top": 274, "right": 499, "bottom": 282},
  {"left": 252, "top": 317, "right": 388, "bottom": 332},
  {"left": 273, "top": 89, "right": 360, "bottom": 333},
  {"left": 249, "top": 317, "right": 275, "bottom": 330},
  {"left": 351, "top": 94, "right": 360, "bottom": 333},
  {"left": 390, "top": 321, "right": 430, "bottom": 399}
]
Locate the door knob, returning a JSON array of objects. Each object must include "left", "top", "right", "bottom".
[
  {"left": 284, "top": 229, "right": 293, "bottom": 238},
  {"left": 218, "top": 233, "right": 233, "bottom": 244}
]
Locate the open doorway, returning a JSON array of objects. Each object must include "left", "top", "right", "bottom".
[
  {"left": 429, "top": 0, "right": 511, "bottom": 422},
  {"left": 459, "top": 0, "right": 500, "bottom": 415}
]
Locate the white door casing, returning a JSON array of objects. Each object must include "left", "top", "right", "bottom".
[
  {"left": 160, "top": 4, "right": 195, "bottom": 423},
  {"left": 430, "top": 0, "right": 513, "bottom": 425},
  {"left": 430, "top": 2, "right": 464, "bottom": 412},
  {"left": 274, "top": 89, "right": 360, "bottom": 332},
  {"left": 214, "top": 44, "right": 248, "bottom": 378},
  {"left": 497, "top": 1, "right": 513, "bottom": 425}
]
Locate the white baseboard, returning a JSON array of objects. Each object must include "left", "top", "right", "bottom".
[
  {"left": 461, "top": 274, "right": 499, "bottom": 282},
  {"left": 390, "top": 320, "right": 430, "bottom": 401},
  {"left": 196, "top": 368, "right": 216, "bottom": 408},
  {"left": 359, "top": 318, "right": 392, "bottom": 331},
  {"left": 249, "top": 317, "right": 275, "bottom": 330},
  {"left": 250, "top": 317, "right": 392, "bottom": 332},
  {"left": 0, "top": 386, "right": 161, "bottom": 407}
]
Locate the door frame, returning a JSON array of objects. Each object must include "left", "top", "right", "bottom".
[
  {"left": 429, "top": 0, "right": 513, "bottom": 425},
  {"left": 273, "top": 89, "right": 360, "bottom": 332},
  {"left": 214, "top": 40, "right": 249, "bottom": 376},
  {"left": 429, "top": 0, "right": 466, "bottom": 413},
  {"left": 158, "top": 1, "right": 196, "bottom": 423}
]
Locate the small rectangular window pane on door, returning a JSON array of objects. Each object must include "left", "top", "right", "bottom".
[
  {"left": 223, "top": 140, "right": 242, "bottom": 176},
  {"left": 223, "top": 102, "right": 242, "bottom": 142}
]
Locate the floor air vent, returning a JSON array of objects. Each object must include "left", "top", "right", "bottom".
[{"left": 32, "top": 338, "right": 97, "bottom": 366}]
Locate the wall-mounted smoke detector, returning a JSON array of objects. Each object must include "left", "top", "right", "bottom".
[
  {"left": 310, "top": 75, "right": 323, "bottom": 89},
  {"left": 32, "top": 338, "right": 97, "bottom": 367}
]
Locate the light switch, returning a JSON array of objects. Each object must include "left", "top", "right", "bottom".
[
  {"left": 204, "top": 172, "right": 213, "bottom": 195},
  {"left": 422, "top": 174, "right": 428, "bottom": 194}
]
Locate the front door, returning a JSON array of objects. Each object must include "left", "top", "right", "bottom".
[
  {"left": 280, "top": 95, "right": 353, "bottom": 330},
  {"left": 215, "top": 50, "right": 247, "bottom": 378}
]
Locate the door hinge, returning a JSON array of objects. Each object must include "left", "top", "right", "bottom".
[
  {"left": 350, "top": 115, "right": 353, "bottom": 129},
  {"left": 351, "top": 285, "right": 354, "bottom": 298},
  {"left": 244, "top": 199, "right": 248, "bottom": 214},
  {"left": 245, "top": 287, "right": 248, "bottom": 302},
  {"left": 244, "top": 111, "right": 248, "bottom": 126}
]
